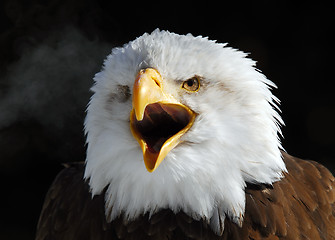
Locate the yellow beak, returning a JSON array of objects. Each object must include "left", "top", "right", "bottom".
[{"left": 130, "top": 68, "right": 196, "bottom": 172}]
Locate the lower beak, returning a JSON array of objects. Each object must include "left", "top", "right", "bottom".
[{"left": 130, "top": 68, "right": 196, "bottom": 172}]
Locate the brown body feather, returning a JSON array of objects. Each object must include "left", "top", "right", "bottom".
[{"left": 36, "top": 153, "right": 335, "bottom": 240}]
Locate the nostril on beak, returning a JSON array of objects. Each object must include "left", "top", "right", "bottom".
[{"left": 153, "top": 77, "right": 160, "bottom": 87}]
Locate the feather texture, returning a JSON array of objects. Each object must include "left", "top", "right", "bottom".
[{"left": 36, "top": 153, "right": 335, "bottom": 240}]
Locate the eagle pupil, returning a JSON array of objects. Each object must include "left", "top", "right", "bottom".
[{"left": 187, "top": 79, "right": 194, "bottom": 87}]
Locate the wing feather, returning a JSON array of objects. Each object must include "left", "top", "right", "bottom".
[
  {"left": 35, "top": 163, "right": 116, "bottom": 240},
  {"left": 241, "top": 152, "right": 335, "bottom": 240}
]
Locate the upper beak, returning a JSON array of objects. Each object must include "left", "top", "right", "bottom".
[{"left": 130, "top": 68, "right": 196, "bottom": 172}]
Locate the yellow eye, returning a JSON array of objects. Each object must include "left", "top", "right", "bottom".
[{"left": 182, "top": 76, "right": 200, "bottom": 92}]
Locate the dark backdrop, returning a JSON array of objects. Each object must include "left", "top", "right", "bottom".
[{"left": 0, "top": 1, "right": 334, "bottom": 239}]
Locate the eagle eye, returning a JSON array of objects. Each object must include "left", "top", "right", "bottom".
[{"left": 182, "top": 76, "right": 200, "bottom": 92}]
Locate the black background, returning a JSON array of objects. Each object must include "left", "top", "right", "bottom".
[{"left": 0, "top": 1, "right": 334, "bottom": 239}]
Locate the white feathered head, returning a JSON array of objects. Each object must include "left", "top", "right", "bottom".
[{"left": 84, "top": 29, "right": 286, "bottom": 234}]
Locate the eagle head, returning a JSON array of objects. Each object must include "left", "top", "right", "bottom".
[{"left": 84, "top": 29, "right": 286, "bottom": 234}]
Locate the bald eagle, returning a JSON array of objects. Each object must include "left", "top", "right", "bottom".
[{"left": 36, "top": 30, "right": 335, "bottom": 240}]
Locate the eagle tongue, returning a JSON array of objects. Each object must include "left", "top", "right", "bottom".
[
  {"left": 147, "top": 138, "right": 167, "bottom": 153},
  {"left": 144, "top": 103, "right": 174, "bottom": 153},
  {"left": 142, "top": 103, "right": 189, "bottom": 154}
]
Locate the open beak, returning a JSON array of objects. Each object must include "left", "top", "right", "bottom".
[{"left": 130, "top": 68, "right": 196, "bottom": 172}]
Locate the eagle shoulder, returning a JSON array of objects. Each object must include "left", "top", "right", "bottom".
[
  {"left": 242, "top": 152, "right": 335, "bottom": 239},
  {"left": 35, "top": 162, "right": 114, "bottom": 240}
]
